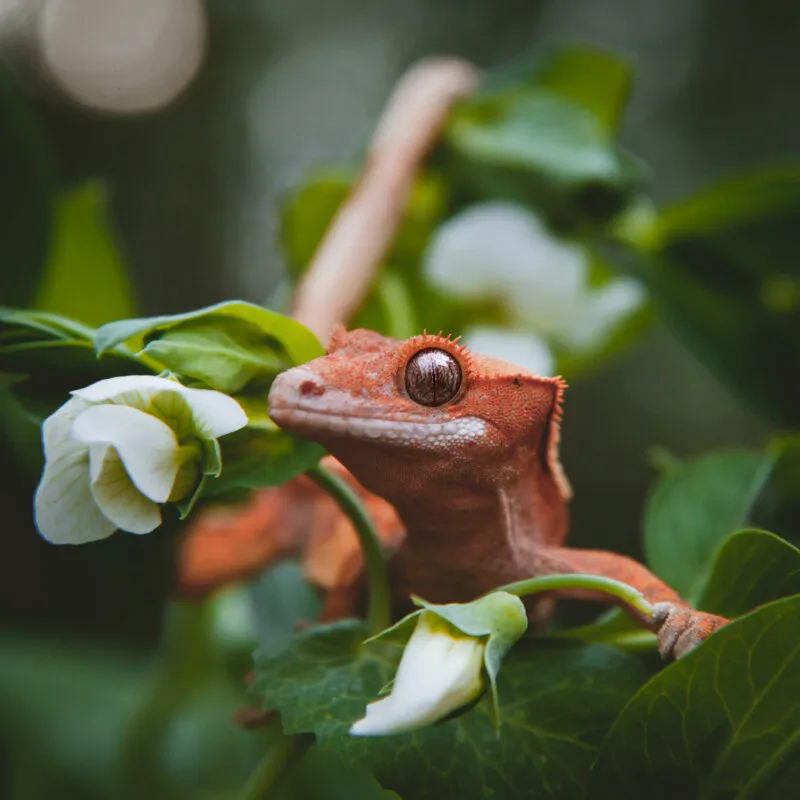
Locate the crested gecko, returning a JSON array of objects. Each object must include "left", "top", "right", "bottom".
[{"left": 266, "top": 327, "right": 727, "bottom": 659}]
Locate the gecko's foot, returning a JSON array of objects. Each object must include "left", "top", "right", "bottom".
[{"left": 652, "top": 603, "right": 728, "bottom": 659}]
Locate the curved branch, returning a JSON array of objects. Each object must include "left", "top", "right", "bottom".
[{"left": 290, "top": 57, "right": 481, "bottom": 345}]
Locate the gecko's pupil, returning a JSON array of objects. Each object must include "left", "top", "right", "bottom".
[{"left": 405, "top": 348, "right": 462, "bottom": 407}]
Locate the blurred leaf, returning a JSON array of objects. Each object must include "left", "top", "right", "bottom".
[
  {"left": 476, "top": 43, "right": 633, "bottom": 134},
  {"left": 95, "top": 301, "right": 323, "bottom": 380},
  {"left": 697, "top": 529, "right": 800, "bottom": 618},
  {"left": 555, "top": 607, "right": 656, "bottom": 652},
  {"left": 34, "top": 182, "right": 137, "bottom": 325},
  {"left": 279, "top": 745, "right": 400, "bottom": 800},
  {"left": 0, "top": 636, "right": 146, "bottom": 800},
  {"left": 0, "top": 65, "right": 53, "bottom": 308},
  {"left": 253, "top": 619, "right": 648, "bottom": 800},
  {"left": 444, "top": 89, "right": 646, "bottom": 230},
  {"left": 280, "top": 169, "right": 447, "bottom": 277},
  {"left": 0, "top": 306, "right": 95, "bottom": 343},
  {"left": 643, "top": 448, "right": 773, "bottom": 602},
  {"left": 633, "top": 165, "right": 800, "bottom": 428},
  {"left": 590, "top": 595, "right": 800, "bottom": 799},
  {"left": 751, "top": 436, "right": 800, "bottom": 544}
]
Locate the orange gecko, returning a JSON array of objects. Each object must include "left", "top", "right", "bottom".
[{"left": 182, "top": 328, "right": 727, "bottom": 659}]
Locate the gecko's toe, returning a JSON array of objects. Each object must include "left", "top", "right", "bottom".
[{"left": 652, "top": 602, "right": 727, "bottom": 660}]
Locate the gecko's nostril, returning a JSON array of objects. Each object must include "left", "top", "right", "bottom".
[{"left": 299, "top": 379, "right": 325, "bottom": 397}]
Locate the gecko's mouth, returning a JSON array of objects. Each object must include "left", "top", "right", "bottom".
[{"left": 269, "top": 403, "right": 488, "bottom": 448}]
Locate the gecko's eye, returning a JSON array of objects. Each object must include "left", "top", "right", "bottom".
[{"left": 404, "top": 348, "right": 462, "bottom": 406}]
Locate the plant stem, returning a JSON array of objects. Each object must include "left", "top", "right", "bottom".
[
  {"left": 307, "top": 464, "right": 392, "bottom": 635},
  {"left": 239, "top": 731, "right": 313, "bottom": 800},
  {"left": 495, "top": 574, "right": 655, "bottom": 619}
]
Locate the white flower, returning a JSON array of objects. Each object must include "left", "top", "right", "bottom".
[
  {"left": 350, "top": 592, "right": 527, "bottom": 737},
  {"left": 423, "top": 201, "right": 644, "bottom": 360},
  {"left": 34, "top": 375, "right": 247, "bottom": 545},
  {"left": 350, "top": 612, "right": 486, "bottom": 736},
  {"left": 462, "top": 326, "right": 554, "bottom": 376}
]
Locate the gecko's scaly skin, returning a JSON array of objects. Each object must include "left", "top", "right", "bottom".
[{"left": 267, "top": 328, "right": 726, "bottom": 659}]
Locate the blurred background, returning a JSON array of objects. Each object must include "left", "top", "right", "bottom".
[{"left": 0, "top": 0, "right": 797, "bottom": 797}]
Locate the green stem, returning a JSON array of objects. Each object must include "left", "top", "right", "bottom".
[
  {"left": 494, "top": 574, "right": 655, "bottom": 619},
  {"left": 239, "top": 731, "right": 313, "bottom": 800},
  {"left": 307, "top": 464, "right": 392, "bottom": 635}
]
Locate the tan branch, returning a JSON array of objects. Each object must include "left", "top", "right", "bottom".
[{"left": 290, "top": 57, "right": 481, "bottom": 346}]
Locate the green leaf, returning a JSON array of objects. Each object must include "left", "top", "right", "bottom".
[
  {"left": 95, "top": 301, "right": 324, "bottom": 381},
  {"left": 590, "top": 595, "right": 800, "bottom": 800},
  {"left": 0, "top": 306, "right": 96, "bottom": 343},
  {"left": 444, "top": 91, "right": 647, "bottom": 230},
  {"left": 697, "top": 529, "right": 800, "bottom": 618},
  {"left": 33, "top": 181, "right": 137, "bottom": 326},
  {"left": 632, "top": 165, "right": 800, "bottom": 428},
  {"left": 643, "top": 448, "right": 773, "bottom": 602},
  {"left": 0, "top": 64, "right": 54, "bottom": 307},
  {"left": 141, "top": 317, "right": 293, "bottom": 394},
  {"left": 476, "top": 43, "right": 633, "bottom": 134},
  {"left": 253, "top": 620, "right": 648, "bottom": 799},
  {"left": 212, "top": 421, "right": 325, "bottom": 494}
]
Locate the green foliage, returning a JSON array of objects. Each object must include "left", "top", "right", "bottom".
[
  {"left": 630, "top": 165, "right": 800, "bottom": 428},
  {"left": 34, "top": 182, "right": 137, "bottom": 326},
  {"left": 254, "top": 620, "right": 649, "bottom": 800},
  {"left": 442, "top": 44, "right": 646, "bottom": 232},
  {"left": 698, "top": 529, "right": 800, "bottom": 618},
  {"left": 590, "top": 596, "right": 800, "bottom": 800},
  {"left": 0, "top": 65, "right": 53, "bottom": 308},
  {"left": 95, "top": 300, "right": 324, "bottom": 382},
  {"left": 643, "top": 448, "right": 773, "bottom": 602}
]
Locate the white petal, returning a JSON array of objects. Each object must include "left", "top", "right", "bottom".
[
  {"left": 424, "top": 201, "right": 587, "bottom": 333},
  {"left": 71, "top": 374, "right": 186, "bottom": 403},
  {"left": 179, "top": 385, "right": 248, "bottom": 439},
  {"left": 563, "top": 278, "right": 646, "bottom": 351},
  {"left": 71, "top": 374, "right": 248, "bottom": 440},
  {"left": 350, "top": 614, "right": 485, "bottom": 736},
  {"left": 88, "top": 444, "right": 162, "bottom": 534},
  {"left": 71, "top": 404, "right": 180, "bottom": 503},
  {"left": 34, "top": 439, "right": 116, "bottom": 545},
  {"left": 464, "top": 326, "right": 554, "bottom": 376}
]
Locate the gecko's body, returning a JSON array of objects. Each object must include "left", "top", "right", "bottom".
[{"left": 267, "top": 328, "right": 726, "bottom": 658}]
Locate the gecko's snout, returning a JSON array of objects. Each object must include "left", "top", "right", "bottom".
[{"left": 268, "top": 367, "right": 325, "bottom": 420}]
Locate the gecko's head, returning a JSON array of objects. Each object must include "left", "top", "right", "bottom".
[{"left": 268, "top": 328, "right": 569, "bottom": 500}]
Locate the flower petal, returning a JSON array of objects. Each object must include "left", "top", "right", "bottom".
[
  {"left": 564, "top": 278, "right": 645, "bottom": 350},
  {"left": 179, "top": 386, "right": 248, "bottom": 439},
  {"left": 71, "top": 374, "right": 186, "bottom": 404},
  {"left": 71, "top": 404, "right": 180, "bottom": 503},
  {"left": 71, "top": 374, "right": 248, "bottom": 440},
  {"left": 88, "top": 444, "right": 162, "bottom": 534},
  {"left": 350, "top": 613, "right": 485, "bottom": 736},
  {"left": 34, "top": 439, "right": 116, "bottom": 545},
  {"left": 463, "top": 326, "right": 554, "bottom": 376}
]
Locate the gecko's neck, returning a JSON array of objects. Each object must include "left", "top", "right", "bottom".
[{"left": 386, "top": 456, "right": 568, "bottom": 604}]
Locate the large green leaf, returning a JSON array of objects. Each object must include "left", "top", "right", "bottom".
[
  {"left": 590, "top": 595, "right": 800, "bottom": 800},
  {"left": 95, "top": 301, "right": 323, "bottom": 391},
  {"left": 643, "top": 449, "right": 773, "bottom": 601},
  {"left": 0, "top": 64, "right": 53, "bottom": 307},
  {"left": 253, "top": 620, "right": 648, "bottom": 800},
  {"left": 34, "top": 182, "right": 137, "bottom": 325},
  {"left": 697, "top": 529, "right": 800, "bottom": 618},
  {"left": 633, "top": 166, "right": 800, "bottom": 428}
]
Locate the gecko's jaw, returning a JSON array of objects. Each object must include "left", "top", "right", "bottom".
[{"left": 268, "top": 368, "right": 488, "bottom": 449}]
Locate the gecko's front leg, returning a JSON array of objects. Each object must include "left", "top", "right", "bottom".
[{"left": 538, "top": 546, "right": 728, "bottom": 658}]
